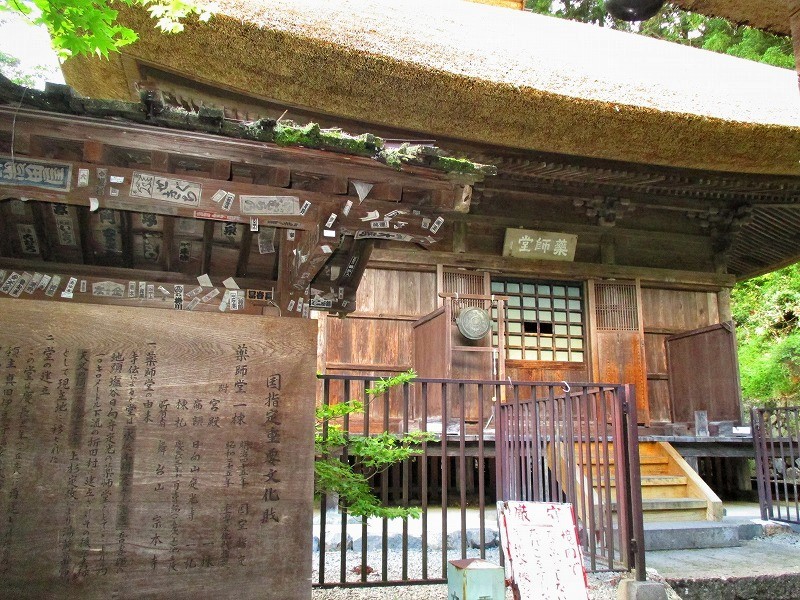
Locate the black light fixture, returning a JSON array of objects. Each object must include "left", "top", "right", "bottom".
[{"left": 604, "top": 0, "right": 666, "bottom": 21}]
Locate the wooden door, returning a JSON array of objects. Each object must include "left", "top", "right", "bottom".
[
  {"left": 589, "top": 280, "right": 649, "bottom": 424},
  {"left": 666, "top": 322, "right": 742, "bottom": 423}
]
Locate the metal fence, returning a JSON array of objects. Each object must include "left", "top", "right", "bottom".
[
  {"left": 496, "top": 382, "right": 645, "bottom": 578},
  {"left": 314, "top": 375, "right": 645, "bottom": 587},
  {"left": 753, "top": 406, "right": 800, "bottom": 525}
]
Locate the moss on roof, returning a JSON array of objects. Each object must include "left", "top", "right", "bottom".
[
  {"left": 0, "top": 73, "right": 495, "bottom": 177},
  {"left": 61, "top": 0, "right": 800, "bottom": 176}
]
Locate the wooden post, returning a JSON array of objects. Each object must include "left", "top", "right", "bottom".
[{"left": 717, "top": 288, "right": 732, "bottom": 323}]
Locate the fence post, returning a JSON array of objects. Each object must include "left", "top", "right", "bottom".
[
  {"left": 613, "top": 384, "right": 645, "bottom": 581},
  {"left": 495, "top": 383, "right": 505, "bottom": 502},
  {"left": 752, "top": 407, "right": 772, "bottom": 521}
]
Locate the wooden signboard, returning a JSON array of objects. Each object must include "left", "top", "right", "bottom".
[
  {"left": 497, "top": 501, "right": 589, "bottom": 600},
  {"left": 502, "top": 229, "right": 577, "bottom": 262},
  {"left": 0, "top": 299, "right": 316, "bottom": 599}
]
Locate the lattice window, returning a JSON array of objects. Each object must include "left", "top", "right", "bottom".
[
  {"left": 490, "top": 280, "right": 585, "bottom": 362},
  {"left": 594, "top": 282, "right": 639, "bottom": 331},
  {"left": 437, "top": 266, "right": 489, "bottom": 308}
]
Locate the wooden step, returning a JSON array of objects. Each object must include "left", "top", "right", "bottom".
[
  {"left": 594, "top": 475, "right": 690, "bottom": 501},
  {"left": 593, "top": 475, "right": 688, "bottom": 488},
  {"left": 577, "top": 453, "right": 669, "bottom": 467}
]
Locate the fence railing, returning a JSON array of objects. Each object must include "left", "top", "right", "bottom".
[
  {"left": 496, "top": 382, "right": 645, "bottom": 578},
  {"left": 314, "top": 375, "right": 645, "bottom": 587},
  {"left": 753, "top": 406, "right": 800, "bottom": 525}
]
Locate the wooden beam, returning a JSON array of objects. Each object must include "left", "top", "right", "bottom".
[
  {"left": 0, "top": 108, "right": 461, "bottom": 191},
  {"left": 0, "top": 158, "right": 319, "bottom": 231},
  {"left": 200, "top": 220, "right": 214, "bottom": 275},
  {"left": 0, "top": 266, "right": 263, "bottom": 314},
  {"left": 31, "top": 202, "right": 52, "bottom": 261},
  {"left": 162, "top": 215, "right": 175, "bottom": 272},
  {"left": 150, "top": 150, "right": 170, "bottom": 172},
  {"left": 276, "top": 228, "right": 301, "bottom": 316},
  {"left": 120, "top": 211, "right": 134, "bottom": 268},
  {"left": 368, "top": 248, "right": 736, "bottom": 289},
  {"left": 83, "top": 140, "right": 106, "bottom": 164},
  {"left": 76, "top": 206, "right": 94, "bottom": 265},
  {"left": 291, "top": 227, "right": 342, "bottom": 292},
  {"left": 210, "top": 159, "right": 232, "bottom": 181},
  {"left": 235, "top": 227, "right": 253, "bottom": 278},
  {"left": 0, "top": 257, "right": 270, "bottom": 289}
]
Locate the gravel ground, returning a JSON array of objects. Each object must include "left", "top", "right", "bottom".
[
  {"left": 311, "top": 571, "right": 680, "bottom": 600},
  {"left": 310, "top": 543, "right": 679, "bottom": 600}
]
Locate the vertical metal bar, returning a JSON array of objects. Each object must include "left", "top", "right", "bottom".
[
  {"left": 580, "top": 386, "right": 597, "bottom": 571},
  {"left": 519, "top": 385, "right": 527, "bottom": 501},
  {"left": 459, "top": 382, "right": 467, "bottom": 559},
  {"left": 339, "top": 379, "right": 351, "bottom": 584},
  {"left": 495, "top": 385, "right": 505, "bottom": 501},
  {"left": 318, "top": 377, "right": 330, "bottom": 585},
  {"left": 381, "top": 383, "right": 390, "bottom": 582},
  {"left": 421, "top": 382, "right": 429, "bottom": 581},
  {"left": 563, "top": 386, "right": 577, "bottom": 509},
  {"left": 478, "top": 384, "right": 486, "bottom": 560},
  {"left": 778, "top": 410, "right": 791, "bottom": 521},
  {"left": 547, "top": 385, "right": 559, "bottom": 501},
  {"left": 522, "top": 391, "right": 532, "bottom": 501},
  {"left": 494, "top": 383, "right": 505, "bottom": 570},
  {"left": 512, "top": 384, "right": 521, "bottom": 500},
  {"left": 611, "top": 386, "right": 630, "bottom": 571},
  {"left": 752, "top": 407, "right": 771, "bottom": 521},
  {"left": 625, "top": 385, "right": 646, "bottom": 582},
  {"left": 402, "top": 381, "right": 410, "bottom": 581},
  {"left": 441, "top": 382, "right": 449, "bottom": 579},
  {"left": 790, "top": 409, "right": 800, "bottom": 522},
  {"left": 532, "top": 386, "right": 543, "bottom": 502},
  {"left": 360, "top": 380, "right": 370, "bottom": 583},
  {"left": 601, "top": 388, "right": 615, "bottom": 569},
  {"left": 768, "top": 409, "right": 783, "bottom": 520}
]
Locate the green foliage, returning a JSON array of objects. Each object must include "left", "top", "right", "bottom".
[
  {"left": 314, "top": 370, "right": 434, "bottom": 519},
  {"left": 525, "top": 1, "right": 794, "bottom": 69},
  {"left": 272, "top": 122, "right": 381, "bottom": 156},
  {"left": 0, "top": 0, "right": 215, "bottom": 59},
  {"left": 733, "top": 263, "right": 800, "bottom": 408},
  {"left": 0, "top": 49, "right": 35, "bottom": 86}
]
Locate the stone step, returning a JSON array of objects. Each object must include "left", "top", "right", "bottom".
[{"left": 641, "top": 520, "right": 765, "bottom": 551}]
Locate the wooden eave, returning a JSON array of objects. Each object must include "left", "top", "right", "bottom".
[
  {"left": 62, "top": 0, "right": 800, "bottom": 178},
  {"left": 671, "top": 0, "right": 793, "bottom": 36},
  {"left": 0, "top": 77, "right": 485, "bottom": 314}
]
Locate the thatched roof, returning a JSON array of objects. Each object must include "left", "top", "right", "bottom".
[
  {"left": 62, "top": 0, "right": 800, "bottom": 176},
  {"left": 671, "top": 0, "right": 793, "bottom": 36}
]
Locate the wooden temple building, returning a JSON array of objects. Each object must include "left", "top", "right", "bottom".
[{"left": 1, "top": 2, "right": 800, "bottom": 591}]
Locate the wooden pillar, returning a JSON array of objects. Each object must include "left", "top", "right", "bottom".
[
  {"left": 717, "top": 288, "right": 732, "bottom": 323},
  {"left": 600, "top": 233, "right": 616, "bottom": 265}
]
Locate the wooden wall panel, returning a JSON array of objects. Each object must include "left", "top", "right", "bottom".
[
  {"left": 354, "top": 268, "right": 437, "bottom": 317},
  {"left": 0, "top": 299, "right": 316, "bottom": 599},
  {"left": 507, "top": 362, "right": 589, "bottom": 384},
  {"left": 641, "top": 288, "right": 719, "bottom": 331},
  {"left": 647, "top": 380, "right": 672, "bottom": 423},
  {"left": 324, "top": 316, "right": 414, "bottom": 372},
  {"left": 644, "top": 333, "right": 670, "bottom": 422}
]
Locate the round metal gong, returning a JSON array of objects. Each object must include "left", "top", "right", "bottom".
[{"left": 456, "top": 306, "right": 491, "bottom": 340}]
